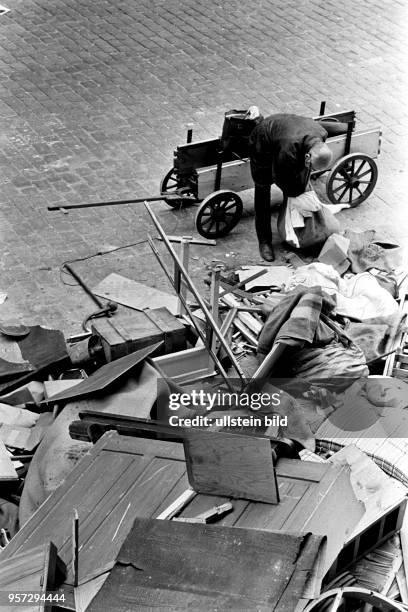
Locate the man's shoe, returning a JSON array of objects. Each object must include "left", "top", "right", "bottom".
[{"left": 259, "top": 242, "right": 275, "bottom": 262}]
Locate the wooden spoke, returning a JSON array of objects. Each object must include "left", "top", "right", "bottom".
[
  {"left": 326, "top": 153, "right": 378, "bottom": 208},
  {"left": 195, "top": 191, "right": 243, "bottom": 238}
]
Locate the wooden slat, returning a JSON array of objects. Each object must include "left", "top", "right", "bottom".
[
  {"left": 174, "top": 138, "right": 223, "bottom": 174},
  {"left": 87, "top": 518, "right": 323, "bottom": 612},
  {"left": 276, "top": 458, "right": 328, "bottom": 482},
  {"left": 196, "top": 158, "right": 252, "bottom": 199},
  {"left": 0, "top": 432, "right": 186, "bottom": 587},
  {"left": 326, "top": 127, "right": 381, "bottom": 163},
  {"left": 183, "top": 430, "right": 279, "bottom": 503}
]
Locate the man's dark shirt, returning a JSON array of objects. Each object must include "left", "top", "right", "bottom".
[{"left": 249, "top": 114, "right": 328, "bottom": 197}]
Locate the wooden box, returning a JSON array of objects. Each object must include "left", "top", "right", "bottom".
[{"left": 91, "top": 306, "right": 186, "bottom": 362}]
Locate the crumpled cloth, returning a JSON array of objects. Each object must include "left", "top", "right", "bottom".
[
  {"left": 283, "top": 190, "right": 340, "bottom": 249},
  {"left": 257, "top": 286, "right": 337, "bottom": 356},
  {"left": 336, "top": 272, "right": 399, "bottom": 320},
  {"left": 285, "top": 263, "right": 399, "bottom": 321},
  {"left": 345, "top": 313, "right": 406, "bottom": 362},
  {"left": 343, "top": 229, "right": 400, "bottom": 273}
]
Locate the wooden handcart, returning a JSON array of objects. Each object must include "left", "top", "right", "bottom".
[{"left": 160, "top": 103, "right": 382, "bottom": 239}]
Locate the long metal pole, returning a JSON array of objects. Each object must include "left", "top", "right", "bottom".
[
  {"left": 145, "top": 203, "right": 246, "bottom": 384},
  {"left": 48, "top": 194, "right": 195, "bottom": 211},
  {"left": 147, "top": 236, "right": 236, "bottom": 389}
]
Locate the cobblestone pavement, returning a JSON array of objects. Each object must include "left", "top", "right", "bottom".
[{"left": 0, "top": 0, "right": 407, "bottom": 334}]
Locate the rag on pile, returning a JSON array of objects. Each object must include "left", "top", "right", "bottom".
[
  {"left": 257, "top": 286, "right": 369, "bottom": 379},
  {"left": 343, "top": 229, "right": 400, "bottom": 274},
  {"left": 257, "top": 286, "right": 337, "bottom": 356}
]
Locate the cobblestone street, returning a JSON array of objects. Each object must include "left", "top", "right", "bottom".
[{"left": 0, "top": 0, "right": 407, "bottom": 334}]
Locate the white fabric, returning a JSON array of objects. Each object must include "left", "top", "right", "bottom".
[
  {"left": 337, "top": 272, "right": 399, "bottom": 320},
  {"left": 285, "top": 190, "right": 322, "bottom": 248},
  {"left": 0, "top": 403, "right": 39, "bottom": 428},
  {"left": 284, "top": 262, "right": 399, "bottom": 321},
  {"left": 285, "top": 262, "right": 340, "bottom": 293}
]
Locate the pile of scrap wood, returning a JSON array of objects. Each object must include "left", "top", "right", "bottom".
[{"left": 1, "top": 208, "right": 408, "bottom": 610}]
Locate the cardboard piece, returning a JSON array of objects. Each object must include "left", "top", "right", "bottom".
[
  {"left": 318, "top": 233, "right": 350, "bottom": 275},
  {"left": 92, "top": 273, "right": 178, "bottom": 315}
]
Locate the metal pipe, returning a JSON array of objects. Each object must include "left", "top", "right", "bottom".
[
  {"left": 48, "top": 194, "right": 195, "bottom": 211},
  {"left": 145, "top": 203, "right": 246, "bottom": 385},
  {"left": 63, "top": 263, "right": 104, "bottom": 309},
  {"left": 147, "top": 236, "right": 236, "bottom": 389}
]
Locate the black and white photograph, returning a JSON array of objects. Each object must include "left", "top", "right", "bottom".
[{"left": 0, "top": 0, "right": 408, "bottom": 610}]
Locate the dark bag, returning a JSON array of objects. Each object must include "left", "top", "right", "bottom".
[{"left": 221, "top": 109, "right": 262, "bottom": 158}]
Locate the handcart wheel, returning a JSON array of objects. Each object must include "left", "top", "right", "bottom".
[
  {"left": 326, "top": 153, "right": 378, "bottom": 208},
  {"left": 195, "top": 190, "right": 243, "bottom": 239},
  {"left": 160, "top": 168, "right": 195, "bottom": 208}
]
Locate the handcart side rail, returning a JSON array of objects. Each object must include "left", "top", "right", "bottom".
[{"left": 325, "top": 126, "right": 382, "bottom": 164}]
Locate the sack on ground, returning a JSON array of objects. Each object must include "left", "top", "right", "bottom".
[{"left": 278, "top": 190, "right": 340, "bottom": 249}]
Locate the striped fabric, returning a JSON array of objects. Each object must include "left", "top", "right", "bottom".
[{"left": 258, "top": 286, "right": 336, "bottom": 355}]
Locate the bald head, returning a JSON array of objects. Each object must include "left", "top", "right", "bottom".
[{"left": 306, "top": 142, "right": 333, "bottom": 172}]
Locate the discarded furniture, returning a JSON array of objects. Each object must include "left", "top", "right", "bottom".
[
  {"left": 86, "top": 517, "right": 325, "bottom": 611},
  {"left": 90, "top": 305, "right": 186, "bottom": 362}
]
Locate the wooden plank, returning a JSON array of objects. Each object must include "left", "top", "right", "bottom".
[
  {"left": 40, "top": 343, "right": 162, "bottom": 404},
  {"left": 87, "top": 518, "right": 323, "bottom": 612},
  {"left": 276, "top": 458, "right": 328, "bottom": 482},
  {"left": 236, "top": 481, "right": 310, "bottom": 531},
  {"left": 174, "top": 138, "right": 222, "bottom": 174},
  {"left": 92, "top": 273, "right": 178, "bottom": 315},
  {"left": 91, "top": 308, "right": 163, "bottom": 361},
  {"left": 196, "top": 158, "right": 252, "bottom": 199},
  {"left": 326, "top": 127, "right": 381, "bottom": 163},
  {"left": 0, "top": 432, "right": 187, "bottom": 587},
  {"left": 183, "top": 430, "right": 279, "bottom": 503},
  {"left": 145, "top": 307, "right": 187, "bottom": 353}
]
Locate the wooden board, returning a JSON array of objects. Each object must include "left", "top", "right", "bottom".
[
  {"left": 183, "top": 430, "right": 279, "bottom": 503},
  {"left": 86, "top": 517, "right": 324, "bottom": 612},
  {"left": 326, "top": 126, "right": 381, "bottom": 162},
  {"left": 0, "top": 433, "right": 187, "bottom": 586},
  {"left": 1, "top": 432, "right": 362, "bottom": 596},
  {"left": 92, "top": 273, "right": 178, "bottom": 316},
  {"left": 174, "top": 138, "right": 227, "bottom": 175},
  {"left": 196, "top": 157, "right": 252, "bottom": 199},
  {"left": 40, "top": 343, "right": 161, "bottom": 405}
]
